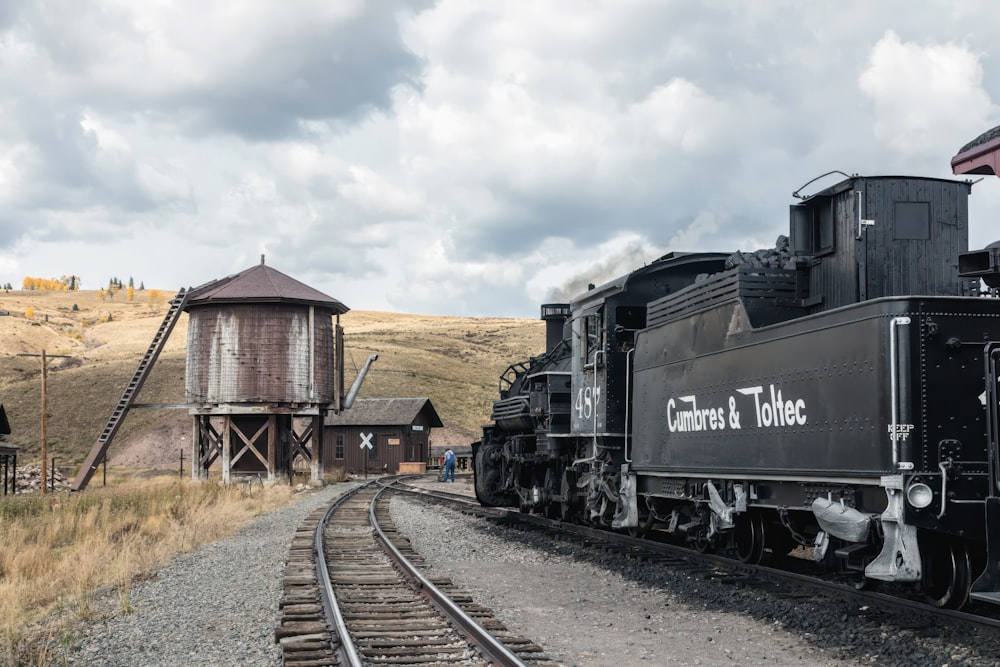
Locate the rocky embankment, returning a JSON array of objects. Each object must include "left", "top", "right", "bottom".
[{"left": 9, "top": 463, "right": 72, "bottom": 493}]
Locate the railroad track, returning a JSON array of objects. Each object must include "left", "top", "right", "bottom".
[
  {"left": 388, "top": 478, "right": 1000, "bottom": 634},
  {"left": 276, "top": 479, "right": 556, "bottom": 666}
]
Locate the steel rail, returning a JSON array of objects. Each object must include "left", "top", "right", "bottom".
[
  {"left": 370, "top": 482, "right": 528, "bottom": 667},
  {"left": 314, "top": 482, "right": 369, "bottom": 667}
]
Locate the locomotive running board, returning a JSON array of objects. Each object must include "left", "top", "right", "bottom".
[{"left": 971, "top": 344, "right": 1000, "bottom": 603}]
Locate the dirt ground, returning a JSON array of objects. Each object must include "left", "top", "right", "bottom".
[{"left": 108, "top": 412, "right": 191, "bottom": 467}]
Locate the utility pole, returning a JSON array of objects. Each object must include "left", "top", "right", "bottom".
[
  {"left": 17, "top": 349, "right": 71, "bottom": 494},
  {"left": 42, "top": 350, "right": 47, "bottom": 493}
]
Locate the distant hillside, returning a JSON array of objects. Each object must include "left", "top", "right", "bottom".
[{"left": 0, "top": 289, "right": 545, "bottom": 470}]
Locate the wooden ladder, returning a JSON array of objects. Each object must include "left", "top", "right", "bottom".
[{"left": 71, "top": 289, "right": 190, "bottom": 491}]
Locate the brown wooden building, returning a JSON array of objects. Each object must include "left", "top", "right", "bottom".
[{"left": 323, "top": 398, "right": 442, "bottom": 475}]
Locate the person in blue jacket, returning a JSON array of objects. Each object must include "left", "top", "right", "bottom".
[{"left": 443, "top": 448, "right": 456, "bottom": 482}]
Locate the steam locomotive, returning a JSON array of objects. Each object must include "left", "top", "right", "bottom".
[{"left": 472, "top": 130, "right": 1000, "bottom": 610}]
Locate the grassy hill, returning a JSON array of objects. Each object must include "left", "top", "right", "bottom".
[{"left": 0, "top": 288, "right": 545, "bottom": 471}]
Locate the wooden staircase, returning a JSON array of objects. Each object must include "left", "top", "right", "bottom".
[{"left": 71, "top": 289, "right": 189, "bottom": 491}]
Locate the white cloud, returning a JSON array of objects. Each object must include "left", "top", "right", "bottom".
[
  {"left": 860, "top": 30, "right": 996, "bottom": 158},
  {"left": 30, "top": 0, "right": 364, "bottom": 96},
  {"left": 338, "top": 165, "right": 424, "bottom": 219},
  {"left": 6, "top": 3, "right": 1000, "bottom": 317},
  {"left": 628, "top": 79, "right": 731, "bottom": 154},
  {"left": 0, "top": 142, "right": 30, "bottom": 204}
]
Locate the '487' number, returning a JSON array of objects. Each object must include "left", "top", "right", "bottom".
[{"left": 575, "top": 386, "right": 601, "bottom": 419}]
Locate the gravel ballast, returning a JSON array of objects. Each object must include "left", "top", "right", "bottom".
[
  {"left": 389, "top": 489, "right": 848, "bottom": 666},
  {"left": 391, "top": 480, "right": 1000, "bottom": 667},
  {"left": 68, "top": 482, "right": 360, "bottom": 667}
]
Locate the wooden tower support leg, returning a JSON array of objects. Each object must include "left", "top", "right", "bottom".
[
  {"left": 267, "top": 415, "right": 276, "bottom": 482},
  {"left": 279, "top": 416, "right": 292, "bottom": 482},
  {"left": 191, "top": 417, "right": 200, "bottom": 482},
  {"left": 310, "top": 415, "right": 323, "bottom": 485},
  {"left": 195, "top": 416, "right": 223, "bottom": 480},
  {"left": 221, "top": 416, "right": 232, "bottom": 484}
]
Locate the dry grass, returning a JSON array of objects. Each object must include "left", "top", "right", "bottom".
[{"left": 0, "top": 472, "right": 307, "bottom": 664}]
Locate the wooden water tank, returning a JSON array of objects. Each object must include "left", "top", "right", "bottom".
[{"left": 184, "top": 260, "right": 348, "bottom": 406}]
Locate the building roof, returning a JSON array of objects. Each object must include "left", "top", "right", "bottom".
[
  {"left": 952, "top": 124, "right": 1000, "bottom": 176},
  {"left": 325, "top": 398, "right": 443, "bottom": 428},
  {"left": 186, "top": 258, "right": 348, "bottom": 312}
]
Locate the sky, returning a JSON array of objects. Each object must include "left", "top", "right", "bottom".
[{"left": 3, "top": 1, "right": 1000, "bottom": 318}]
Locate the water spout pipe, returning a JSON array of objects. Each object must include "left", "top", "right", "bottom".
[{"left": 342, "top": 354, "right": 378, "bottom": 410}]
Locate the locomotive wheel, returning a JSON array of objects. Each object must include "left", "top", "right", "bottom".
[
  {"left": 560, "top": 469, "right": 578, "bottom": 522},
  {"left": 734, "top": 512, "right": 765, "bottom": 564},
  {"left": 476, "top": 467, "right": 505, "bottom": 507},
  {"left": 693, "top": 529, "right": 716, "bottom": 554},
  {"left": 921, "top": 538, "right": 972, "bottom": 609},
  {"left": 543, "top": 469, "right": 560, "bottom": 519},
  {"left": 628, "top": 510, "right": 655, "bottom": 538}
]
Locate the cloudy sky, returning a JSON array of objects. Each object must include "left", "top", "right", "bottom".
[{"left": 2, "top": 1, "right": 1000, "bottom": 317}]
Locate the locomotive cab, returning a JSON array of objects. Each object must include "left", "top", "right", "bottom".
[{"left": 790, "top": 175, "right": 975, "bottom": 312}]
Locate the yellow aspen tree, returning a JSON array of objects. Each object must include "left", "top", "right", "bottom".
[
  {"left": 20, "top": 276, "right": 74, "bottom": 291},
  {"left": 127, "top": 285, "right": 135, "bottom": 301},
  {"left": 147, "top": 289, "right": 163, "bottom": 311}
]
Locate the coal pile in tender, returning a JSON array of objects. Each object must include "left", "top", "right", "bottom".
[{"left": 725, "top": 234, "right": 797, "bottom": 270}]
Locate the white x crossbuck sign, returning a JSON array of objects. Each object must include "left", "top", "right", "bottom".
[{"left": 360, "top": 432, "right": 373, "bottom": 450}]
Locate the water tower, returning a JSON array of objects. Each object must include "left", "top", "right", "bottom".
[
  {"left": 184, "top": 256, "right": 374, "bottom": 483},
  {"left": 71, "top": 257, "right": 375, "bottom": 491}
]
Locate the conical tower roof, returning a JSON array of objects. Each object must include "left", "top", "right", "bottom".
[{"left": 186, "top": 258, "right": 348, "bottom": 313}]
